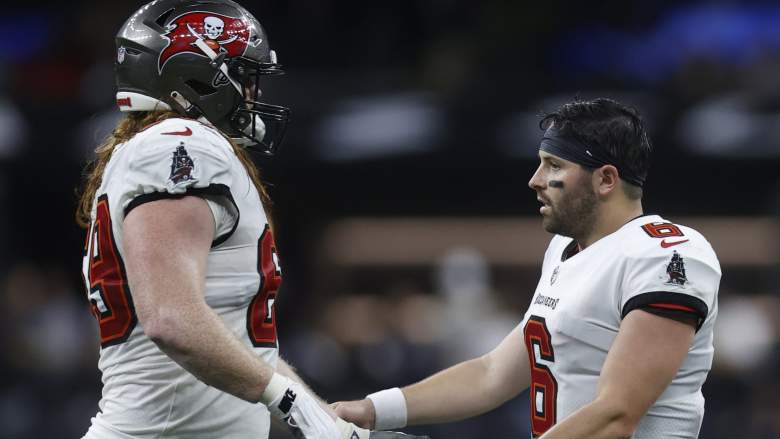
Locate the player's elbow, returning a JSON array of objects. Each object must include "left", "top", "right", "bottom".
[
  {"left": 139, "top": 305, "right": 187, "bottom": 350},
  {"left": 606, "top": 418, "right": 636, "bottom": 439},
  {"left": 592, "top": 396, "right": 640, "bottom": 439}
]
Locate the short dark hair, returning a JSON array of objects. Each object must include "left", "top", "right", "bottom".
[{"left": 539, "top": 98, "right": 652, "bottom": 199}]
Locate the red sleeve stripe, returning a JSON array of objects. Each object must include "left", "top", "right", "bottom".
[
  {"left": 622, "top": 291, "right": 708, "bottom": 332},
  {"left": 648, "top": 303, "right": 697, "bottom": 313}
]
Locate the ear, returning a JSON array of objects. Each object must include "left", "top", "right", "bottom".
[{"left": 594, "top": 164, "right": 620, "bottom": 196}]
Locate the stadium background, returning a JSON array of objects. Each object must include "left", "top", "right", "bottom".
[{"left": 0, "top": 0, "right": 778, "bottom": 437}]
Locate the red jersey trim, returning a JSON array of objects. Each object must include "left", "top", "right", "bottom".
[{"left": 648, "top": 303, "right": 697, "bottom": 313}]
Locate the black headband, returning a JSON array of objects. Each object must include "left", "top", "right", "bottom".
[{"left": 539, "top": 127, "right": 645, "bottom": 187}]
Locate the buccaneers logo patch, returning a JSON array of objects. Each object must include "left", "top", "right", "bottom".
[
  {"left": 169, "top": 142, "right": 195, "bottom": 184},
  {"left": 158, "top": 12, "right": 250, "bottom": 73},
  {"left": 665, "top": 251, "right": 687, "bottom": 286}
]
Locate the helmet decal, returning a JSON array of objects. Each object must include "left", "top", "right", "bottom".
[{"left": 158, "top": 11, "right": 250, "bottom": 73}]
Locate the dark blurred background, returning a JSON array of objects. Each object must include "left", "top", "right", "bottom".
[{"left": 1, "top": 0, "right": 779, "bottom": 437}]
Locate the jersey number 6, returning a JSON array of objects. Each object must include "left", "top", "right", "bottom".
[{"left": 524, "top": 315, "right": 558, "bottom": 437}]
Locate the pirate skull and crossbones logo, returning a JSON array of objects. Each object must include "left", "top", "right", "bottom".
[
  {"left": 158, "top": 12, "right": 255, "bottom": 73},
  {"left": 203, "top": 16, "right": 224, "bottom": 39},
  {"left": 188, "top": 16, "right": 238, "bottom": 52}
]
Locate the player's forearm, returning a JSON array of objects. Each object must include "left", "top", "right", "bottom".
[
  {"left": 143, "top": 301, "right": 274, "bottom": 403},
  {"left": 539, "top": 397, "right": 634, "bottom": 439},
  {"left": 404, "top": 355, "right": 517, "bottom": 425}
]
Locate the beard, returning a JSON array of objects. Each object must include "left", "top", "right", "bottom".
[{"left": 542, "top": 177, "right": 598, "bottom": 240}]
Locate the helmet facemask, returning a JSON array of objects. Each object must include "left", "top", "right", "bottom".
[{"left": 226, "top": 55, "right": 290, "bottom": 155}]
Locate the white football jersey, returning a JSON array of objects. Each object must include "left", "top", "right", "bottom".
[
  {"left": 520, "top": 214, "right": 720, "bottom": 438},
  {"left": 81, "top": 118, "right": 282, "bottom": 438}
]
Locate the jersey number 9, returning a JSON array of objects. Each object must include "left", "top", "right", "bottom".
[
  {"left": 246, "top": 224, "right": 282, "bottom": 348},
  {"left": 84, "top": 195, "right": 137, "bottom": 347}
]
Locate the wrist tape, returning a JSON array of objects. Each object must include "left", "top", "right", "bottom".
[{"left": 260, "top": 373, "right": 292, "bottom": 407}]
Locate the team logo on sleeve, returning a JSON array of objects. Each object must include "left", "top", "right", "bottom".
[
  {"left": 169, "top": 142, "right": 195, "bottom": 184},
  {"left": 665, "top": 251, "right": 687, "bottom": 286},
  {"left": 158, "top": 12, "right": 250, "bottom": 73},
  {"left": 550, "top": 266, "right": 559, "bottom": 285}
]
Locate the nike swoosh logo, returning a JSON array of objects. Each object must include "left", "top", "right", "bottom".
[
  {"left": 661, "top": 239, "right": 689, "bottom": 248},
  {"left": 162, "top": 127, "right": 193, "bottom": 136}
]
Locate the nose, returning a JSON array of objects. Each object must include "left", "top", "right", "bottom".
[
  {"left": 244, "top": 84, "right": 261, "bottom": 98},
  {"left": 528, "top": 164, "right": 545, "bottom": 191}
]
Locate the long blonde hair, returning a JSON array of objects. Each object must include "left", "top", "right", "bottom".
[{"left": 76, "top": 111, "right": 270, "bottom": 228}]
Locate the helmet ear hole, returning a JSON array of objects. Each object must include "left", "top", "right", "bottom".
[{"left": 185, "top": 79, "right": 218, "bottom": 96}]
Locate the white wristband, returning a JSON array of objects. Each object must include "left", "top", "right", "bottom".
[
  {"left": 259, "top": 372, "right": 291, "bottom": 405},
  {"left": 367, "top": 387, "right": 407, "bottom": 430}
]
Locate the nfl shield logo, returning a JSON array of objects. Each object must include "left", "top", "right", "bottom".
[{"left": 117, "top": 47, "right": 126, "bottom": 64}]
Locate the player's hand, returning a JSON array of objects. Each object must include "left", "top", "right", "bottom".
[
  {"left": 331, "top": 399, "right": 376, "bottom": 430},
  {"left": 265, "top": 376, "right": 340, "bottom": 439}
]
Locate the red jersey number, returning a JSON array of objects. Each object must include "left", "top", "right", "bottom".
[
  {"left": 524, "top": 316, "right": 558, "bottom": 437},
  {"left": 641, "top": 222, "right": 684, "bottom": 238},
  {"left": 85, "top": 195, "right": 137, "bottom": 347},
  {"left": 247, "top": 225, "right": 282, "bottom": 347}
]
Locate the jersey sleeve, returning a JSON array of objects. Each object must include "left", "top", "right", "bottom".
[
  {"left": 620, "top": 238, "right": 721, "bottom": 331},
  {"left": 120, "top": 120, "right": 239, "bottom": 246}
]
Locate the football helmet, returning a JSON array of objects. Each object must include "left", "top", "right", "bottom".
[{"left": 115, "top": 0, "right": 290, "bottom": 154}]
